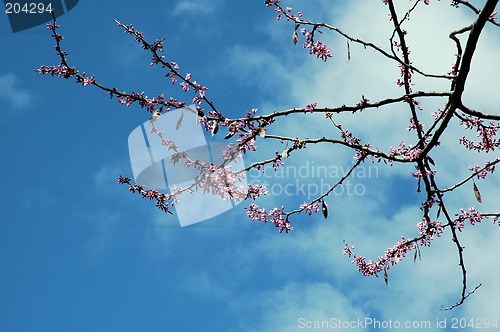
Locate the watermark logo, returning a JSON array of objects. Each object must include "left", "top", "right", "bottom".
[
  {"left": 128, "top": 106, "right": 379, "bottom": 227},
  {"left": 128, "top": 105, "right": 247, "bottom": 227},
  {"left": 248, "top": 160, "right": 378, "bottom": 201},
  {"left": 4, "top": 0, "right": 79, "bottom": 33}
]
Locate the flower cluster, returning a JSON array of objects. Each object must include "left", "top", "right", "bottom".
[
  {"left": 396, "top": 62, "right": 414, "bottom": 88},
  {"left": 412, "top": 165, "right": 436, "bottom": 180},
  {"left": 490, "top": 12, "right": 497, "bottom": 22},
  {"left": 214, "top": 109, "right": 274, "bottom": 157},
  {"left": 407, "top": 116, "right": 424, "bottom": 132},
  {"left": 272, "top": 152, "right": 285, "bottom": 170},
  {"left": 459, "top": 115, "right": 500, "bottom": 153},
  {"left": 404, "top": 96, "right": 424, "bottom": 111},
  {"left": 245, "top": 204, "right": 291, "bottom": 233},
  {"left": 76, "top": 73, "right": 95, "bottom": 86},
  {"left": 431, "top": 107, "right": 444, "bottom": 120},
  {"left": 304, "top": 102, "right": 317, "bottom": 113},
  {"left": 388, "top": 141, "right": 422, "bottom": 162},
  {"left": 301, "top": 28, "right": 332, "bottom": 61},
  {"left": 118, "top": 175, "right": 174, "bottom": 213},
  {"left": 149, "top": 124, "right": 178, "bottom": 151},
  {"left": 417, "top": 218, "right": 443, "bottom": 246},
  {"left": 37, "top": 64, "right": 77, "bottom": 79},
  {"left": 246, "top": 184, "right": 268, "bottom": 200},
  {"left": 170, "top": 151, "right": 189, "bottom": 165},
  {"left": 356, "top": 95, "right": 370, "bottom": 111},
  {"left": 342, "top": 238, "right": 415, "bottom": 277},
  {"left": 264, "top": 0, "right": 280, "bottom": 6},
  {"left": 264, "top": 2, "right": 331, "bottom": 61},
  {"left": 198, "top": 165, "right": 246, "bottom": 201},
  {"left": 148, "top": 122, "right": 266, "bottom": 205},
  {"left": 299, "top": 202, "right": 320, "bottom": 216},
  {"left": 336, "top": 124, "right": 362, "bottom": 146},
  {"left": 292, "top": 138, "right": 306, "bottom": 150},
  {"left": 354, "top": 143, "right": 375, "bottom": 162},
  {"left": 468, "top": 160, "right": 498, "bottom": 179},
  {"left": 269, "top": 3, "right": 303, "bottom": 21},
  {"left": 455, "top": 207, "right": 485, "bottom": 231}
]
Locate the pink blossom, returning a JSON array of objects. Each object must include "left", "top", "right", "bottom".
[
  {"left": 407, "top": 116, "right": 424, "bottom": 131},
  {"left": 118, "top": 175, "right": 174, "bottom": 214},
  {"left": 343, "top": 239, "right": 416, "bottom": 276},
  {"left": 431, "top": 108, "right": 443, "bottom": 120},
  {"left": 304, "top": 102, "right": 317, "bottom": 113},
  {"left": 356, "top": 95, "right": 370, "bottom": 110},
  {"left": 459, "top": 115, "right": 500, "bottom": 153},
  {"left": 170, "top": 151, "right": 189, "bottom": 165},
  {"left": 264, "top": 0, "right": 280, "bottom": 6},
  {"left": 180, "top": 82, "right": 189, "bottom": 91},
  {"left": 193, "top": 82, "right": 208, "bottom": 98},
  {"left": 388, "top": 141, "right": 423, "bottom": 162},
  {"left": 245, "top": 204, "right": 291, "bottom": 233},
  {"left": 301, "top": 28, "right": 333, "bottom": 61},
  {"left": 468, "top": 160, "right": 497, "bottom": 179},
  {"left": 417, "top": 218, "right": 443, "bottom": 246},
  {"left": 300, "top": 202, "right": 320, "bottom": 216},
  {"left": 455, "top": 207, "right": 485, "bottom": 228},
  {"left": 246, "top": 184, "right": 268, "bottom": 200},
  {"left": 412, "top": 165, "right": 436, "bottom": 180}
]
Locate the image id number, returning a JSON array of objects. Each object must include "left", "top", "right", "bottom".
[{"left": 5, "top": 2, "right": 53, "bottom": 14}]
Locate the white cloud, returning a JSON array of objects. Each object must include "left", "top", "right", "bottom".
[
  {"left": 0, "top": 72, "right": 34, "bottom": 110},
  {"left": 240, "top": 282, "right": 369, "bottom": 332},
  {"left": 172, "top": 0, "right": 223, "bottom": 16}
]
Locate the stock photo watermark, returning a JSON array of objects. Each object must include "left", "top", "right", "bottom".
[
  {"left": 297, "top": 316, "right": 499, "bottom": 330},
  {"left": 248, "top": 160, "right": 378, "bottom": 200},
  {"left": 128, "top": 105, "right": 247, "bottom": 227},
  {"left": 128, "top": 105, "right": 379, "bottom": 227}
]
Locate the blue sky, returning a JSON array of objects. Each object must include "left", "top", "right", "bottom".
[{"left": 1, "top": 0, "right": 499, "bottom": 331}]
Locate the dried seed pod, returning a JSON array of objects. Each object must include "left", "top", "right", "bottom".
[
  {"left": 280, "top": 147, "right": 290, "bottom": 158},
  {"left": 414, "top": 246, "right": 421, "bottom": 263},
  {"left": 473, "top": 181, "right": 482, "bottom": 203},
  {"left": 383, "top": 267, "right": 388, "bottom": 285},
  {"left": 321, "top": 200, "right": 328, "bottom": 219},
  {"left": 224, "top": 121, "right": 237, "bottom": 139},
  {"left": 347, "top": 40, "right": 350, "bottom": 62},
  {"left": 149, "top": 108, "right": 162, "bottom": 123},
  {"left": 211, "top": 120, "right": 219, "bottom": 136},
  {"left": 292, "top": 30, "right": 298, "bottom": 45}
]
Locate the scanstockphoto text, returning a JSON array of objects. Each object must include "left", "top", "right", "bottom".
[
  {"left": 247, "top": 160, "right": 379, "bottom": 200},
  {"left": 297, "top": 316, "right": 499, "bottom": 330}
]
